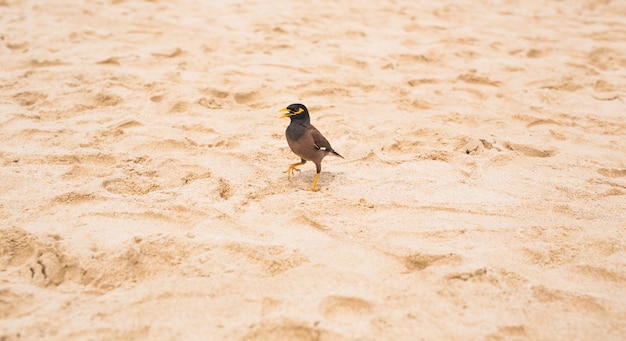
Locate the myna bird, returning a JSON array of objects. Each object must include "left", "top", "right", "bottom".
[{"left": 279, "top": 103, "right": 344, "bottom": 191}]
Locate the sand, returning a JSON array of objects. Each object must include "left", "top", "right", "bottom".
[{"left": 1, "top": 0, "right": 626, "bottom": 339}]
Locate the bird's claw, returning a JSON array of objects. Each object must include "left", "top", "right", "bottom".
[{"left": 285, "top": 165, "right": 301, "bottom": 178}]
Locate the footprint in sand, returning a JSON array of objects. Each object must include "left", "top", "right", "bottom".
[
  {"left": 437, "top": 268, "right": 530, "bottom": 310},
  {"left": 51, "top": 191, "right": 99, "bottom": 205},
  {"left": 458, "top": 137, "right": 499, "bottom": 155},
  {"left": 504, "top": 142, "right": 555, "bottom": 158},
  {"left": 13, "top": 91, "right": 48, "bottom": 106},
  {"left": 151, "top": 47, "right": 184, "bottom": 58},
  {"left": 593, "top": 80, "right": 617, "bottom": 92},
  {"left": 531, "top": 285, "right": 606, "bottom": 313},
  {"left": 319, "top": 295, "right": 373, "bottom": 320},
  {"left": 444, "top": 268, "right": 489, "bottom": 282},
  {"left": 94, "top": 92, "right": 122, "bottom": 107},
  {"left": 169, "top": 100, "right": 189, "bottom": 114},
  {"left": 225, "top": 243, "right": 309, "bottom": 276},
  {"left": 96, "top": 56, "right": 121, "bottom": 66},
  {"left": 597, "top": 168, "right": 626, "bottom": 178},
  {"left": 197, "top": 97, "right": 223, "bottom": 109},
  {"left": 234, "top": 90, "right": 261, "bottom": 105},
  {"left": 334, "top": 56, "right": 369, "bottom": 70},
  {"left": 31, "top": 247, "right": 71, "bottom": 287},
  {"left": 525, "top": 48, "right": 550, "bottom": 58},
  {"left": 486, "top": 325, "right": 528, "bottom": 340},
  {"left": 218, "top": 177, "right": 233, "bottom": 200},
  {"left": 227, "top": 87, "right": 271, "bottom": 108},
  {"left": 587, "top": 47, "right": 626, "bottom": 71},
  {"left": 103, "top": 177, "right": 160, "bottom": 195},
  {"left": 407, "top": 78, "right": 439, "bottom": 87},
  {"left": 391, "top": 53, "right": 439, "bottom": 64},
  {"left": 196, "top": 87, "right": 230, "bottom": 109},
  {"left": 0, "top": 227, "right": 37, "bottom": 268},
  {"left": 457, "top": 71, "right": 501, "bottom": 86},
  {"left": 0, "top": 228, "right": 78, "bottom": 288},
  {"left": 202, "top": 87, "right": 229, "bottom": 100},
  {"left": 404, "top": 252, "right": 462, "bottom": 272},
  {"left": 574, "top": 264, "right": 626, "bottom": 284}
]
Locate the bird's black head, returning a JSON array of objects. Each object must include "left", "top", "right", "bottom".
[{"left": 279, "top": 103, "right": 310, "bottom": 122}]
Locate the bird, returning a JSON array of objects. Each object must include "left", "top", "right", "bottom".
[{"left": 279, "top": 103, "right": 344, "bottom": 191}]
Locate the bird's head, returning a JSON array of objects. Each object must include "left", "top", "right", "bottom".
[{"left": 279, "top": 103, "right": 309, "bottom": 120}]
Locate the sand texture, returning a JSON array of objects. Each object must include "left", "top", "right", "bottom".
[{"left": 1, "top": 0, "right": 626, "bottom": 340}]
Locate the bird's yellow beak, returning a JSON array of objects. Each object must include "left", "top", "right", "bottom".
[{"left": 279, "top": 107, "right": 291, "bottom": 119}]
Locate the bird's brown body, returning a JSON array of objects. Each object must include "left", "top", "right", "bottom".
[{"left": 280, "top": 104, "right": 343, "bottom": 191}]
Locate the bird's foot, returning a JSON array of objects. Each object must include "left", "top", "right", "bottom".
[
  {"left": 285, "top": 164, "right": 301, "bottom": 178},
  {"left": 309, "top": 173, "right": 321, "bottom": 191}
]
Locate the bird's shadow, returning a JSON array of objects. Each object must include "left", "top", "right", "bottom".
[{"left": 281, "top": 170, "right": 345, "bottom": 191}]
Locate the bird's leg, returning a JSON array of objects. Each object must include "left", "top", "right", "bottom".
[
  {"left": 309, "top": 172, "right": 321, "bottom": 191},
  {"left": 285, "top": 160, "right": 306, "bottom": 178}
]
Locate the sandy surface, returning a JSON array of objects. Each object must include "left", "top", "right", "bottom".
[{"left": 1, "top": 0, "right": 626, "bottom": 340}]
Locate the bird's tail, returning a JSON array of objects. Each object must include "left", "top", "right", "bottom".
[{"left": 332, "top": 150, "right": 344, "bottom": 159}]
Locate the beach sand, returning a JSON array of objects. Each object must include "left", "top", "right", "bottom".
[{"left": 1, "top": 0, "right": 626, "bottom": 339}]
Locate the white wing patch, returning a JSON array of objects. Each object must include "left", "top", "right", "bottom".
[{"left": 315, "top": 145, "right": 329, "bottom": 151}]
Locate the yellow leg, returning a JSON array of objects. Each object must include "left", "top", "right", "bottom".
[
  {"left": 309, "top": 172, "right": 321, "bottom": 191},
  {"left": 285, "top": 161, "right": 305, "bottom": 178}
]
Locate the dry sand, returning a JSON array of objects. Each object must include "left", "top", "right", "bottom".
[{"left": 1, "top": 0, "right": 626, "bottom": 340}]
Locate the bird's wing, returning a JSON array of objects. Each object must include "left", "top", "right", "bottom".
[{"left": 309, "top": 126, "right": 333, "bottom": 152}]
